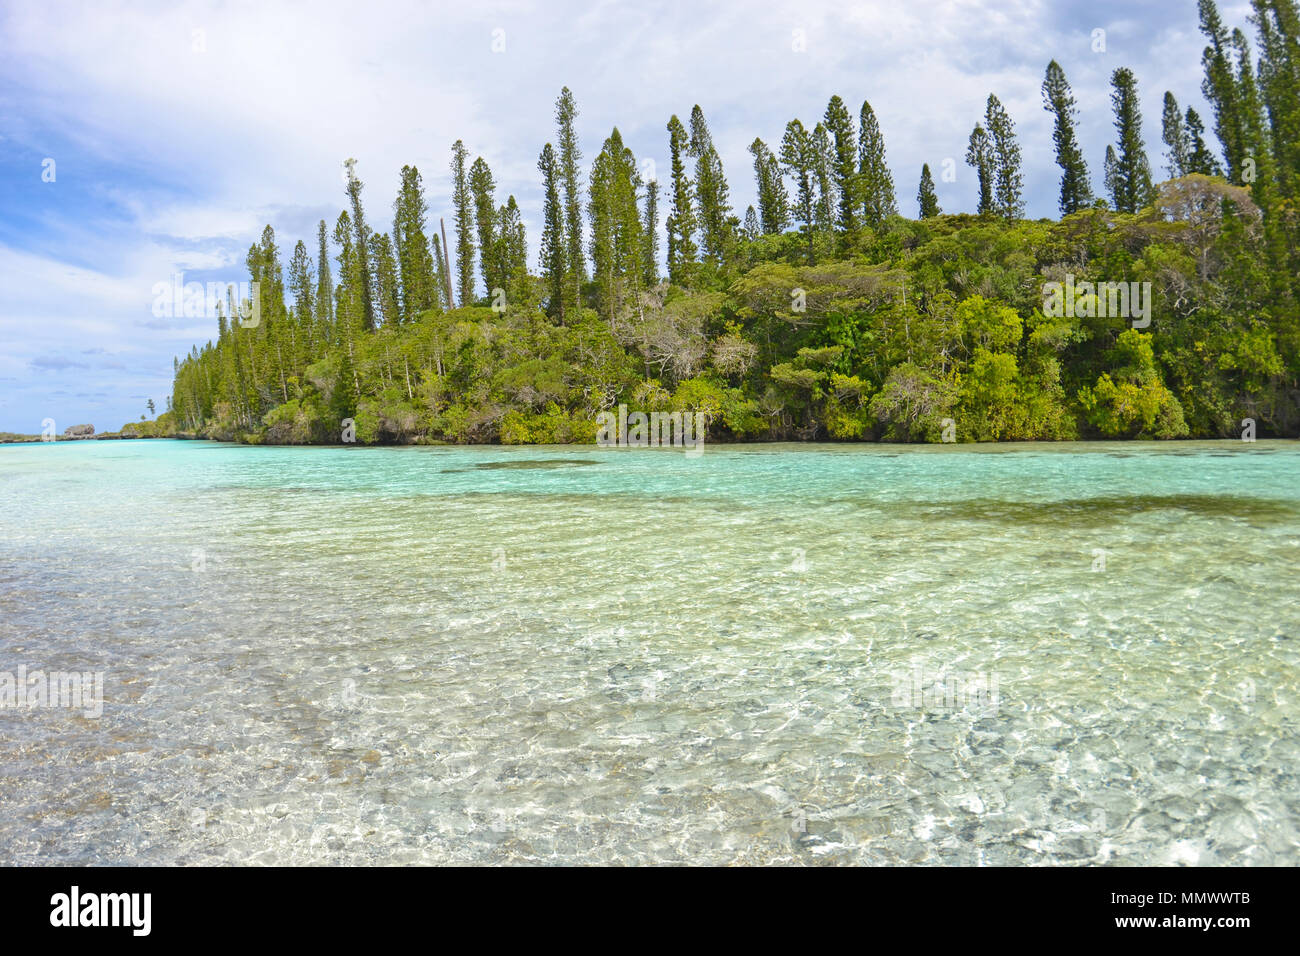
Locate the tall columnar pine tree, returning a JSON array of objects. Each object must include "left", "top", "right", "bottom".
[
  {"left": 1199, "top": 0, "right": 1250, "bottom": 178},
  {"left": 823, "top": 94, "right": 859, "bottom": 233},
  {"left": 1185, "top": 107, "right": 1223, "bottom": 175},
  {"left": 390, "top": 216, "right": 404, "bottom": 320},
  {"left": 332, "top": 213, "right": 359, "bottom": 331},
  {"left": 688, "top": 105, "right": 734, "bottom": 263},
  {"left": 537, "top": 143, "right": 567, "bottom": 320},
  {"left": 555, "top": 87, "right": 586, "bottom": 310},
  {"left": 665, "top": 115, "right": 698, "bottom": 284},
  {"left": 780, "top": 118, "right": 818, "bottom": 263},
  {"left": 248, "top": 226, "right": 290, "bottom": 402},
  {"left": 369, "top": 232, "right": 401, "bottom": 327},
  {"left": 495, "top": 196, "right": 528, "bottom": 308},
  {"left": 1230, "top": 25, "right": 1277, "bottom": 187},
  {"left": 857, "top": 101, "right": 896, "bottom": 227},
  {"left": 1103, "top": 145, "right": 1121, "bottom": 208},
  {"left": 917, "top": 164, "right": 941, "bottom": 218},
  {"left": 983, "top": 95, "right": 1024, "bottom": 218},
  {"left": 1042, "top": 61, "right": 1093, "bottom": 214},
  {"left": 587, "top": 128, "right": 644, "bottom": 320},
  {"left": 288, "top": 239, "right": 315, "bottom": 360},
  {"left": 1107, "top": 68, "right": 1155, "bottom": 213},
  {"left": 431, "top": 232, "right": 452, "bottom": 310},
  {"left": 748, "top": 138, "right": 790, "bottom": 234},
  {"left": 343, "top": 159, "right": 376, "bottom": 331},
  {"left": 469, "top": 157, "right": 499, "bottom": 294},
  {"left": 1248, "top": 0, "right": 1300, "bottom": 300},
  {"left": 1197, "top": 0, "right": 1278, "bottom": 192},
  {"left": 965, "top": 123, "right": 994, "bottom": 215},
  {"left": 331, "top": 211, "right": 362, "bottom": 413},
  {"left": 743, "top": 205, "right": 760, "bottom": 239},
  {"left": 242, "top": 232, "right": 265, "bottom": 401},
  {"left": 392, "top": 165, "right": 438, "bottom": 320},
  {"left": 642, "top": 177, "right": 660, "bottom": 286},
  {"left": 315, "top": 219, "right": 335, "bottom": 344},
  {"left": 812, "top": 122, "right": 837, "bottom": 237},
  {"left": 1162, "top": 92, "right": 1192, "bottom": 177},
  {"left": 450, "top": 140, "right": 475, "bottom": 306},
  {"left": 1250, "top": 0, "right": 1300, "bottom": 199},
  {"left": 1221, "top": 17, "right": 1288, "bottom": 282}
]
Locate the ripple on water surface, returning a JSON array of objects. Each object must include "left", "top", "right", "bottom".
[{"left": 0, "top": 439, "right": 1297, "bottom": 864}]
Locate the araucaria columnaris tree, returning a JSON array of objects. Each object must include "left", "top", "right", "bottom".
[
  {"left": 495, "top": 195, "right": 528, "bottom": 308},
  {"left": 1199, "top": 0, "right": 1251, "bottom": 180},
  {"left": 587, "top": 127, "right": 644, "bottom": 320},
  {"left": 555, "top": 87, "right": 586, "bottom": 310},
  {"left": 857, "top": 100, "right": 895, "bottom": 227},
  {"left": 1162, "top": 91, "right": 1191, "bottom": 178},
  {"left": 780, "top": 118, "right": 818, "bottom": 263},
  {"left": 1250, "top": 0, "right": 1300, "bottom": 199},
  {"left": 393, "top": 165, "right": 438, "bottom": 320},
  {"left": 331, "top": 210, "right": 362, "bottom": 410},
  {"left": 314, "top": 219, "right": 334, "bottom": 341},
  {"left": 537, "top": 143, "right": 567, "bottom": 320},
  {"left": 665, "top": 114, "right": 697, "bottom": 284},
  {"left": 965, "top": 123, "right": 994, "bottom": 215},
  {"left": 824, "top": 95, "right": 859, "bottom": 232},
  {"left": 642, "top": 177, "right": 660, "bottom": 286},
  {"left": 917, "top": 164, "right": 940, "bottom": 218},
  {"left": 812, "top": 122, "right": 836, "bottom": 237},
  {"left": 431, "top": 232, "right": 451, "bottom": 311},
  {"left": 343, "top": 158, "right": 376, "bottom": 331},
  {"left": 984, "top": 94, "right": 1024, "bottom": 218},
  {"left": 688, "top": 105, "right": 734, "bottom": 264},
  {"left": 1042, "top": 61, "right": 1092, "bottom": 214},
  {"left": 469, "top": 157, "right": 499, "bottom": 294},
  {"left": 747, "top": 137, "right": 789, "bottom": 235},
  {"left": 1103, "top": 145, "right": 1120, "bottom": 208},
  {"left": 1107, "top": 67, "right": 1155, "bottom": 213},
  {"left": 450, "top": 140, "right": 475, "bottom": 306},
  {"left": 368, "top": 231, "right": 401, "bottom": 327},
  {"left": 1184, "top": 107, "right": 1223, "bottom": 175},
  {"left": 288, "top": 239, "right": 315, "bottom": 357}
]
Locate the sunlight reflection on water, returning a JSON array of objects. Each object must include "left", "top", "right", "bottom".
[{"left": 0, "top": 439, "right": 1297, "bottom": 864}]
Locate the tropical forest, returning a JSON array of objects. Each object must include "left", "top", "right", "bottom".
[{"left": 156, "top": 1, "right": 1300, "bottom": 445}]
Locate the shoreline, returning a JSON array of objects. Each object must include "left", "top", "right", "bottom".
[{"left": 3, "top": 433, "right": 1294, "bottom": 448}]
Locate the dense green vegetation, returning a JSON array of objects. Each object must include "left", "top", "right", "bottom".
[{"left": 163, "top": 1, "right": 1300, "bottom": 444}]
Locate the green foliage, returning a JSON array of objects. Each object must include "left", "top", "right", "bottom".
[
  {"left": 450, "top": 140, "right": 475, "bottom": 306},
  {"left": 1108, "top": 68, "right": 1156, "bottom": 213},
  {"left": 917, "top": 164, "right": 941, "bottom": 218},
  {"left": 1078, "top": 330, "right": 1190, "bottom": 437},
  {"left": 689, "top": 105, "right": 734, "bottom": 264},
  {"left": 984, "top": 94, "right": 1025, "bottom": 218},
  {"left": 1043, "top": 61, "right": 1093, "bottom": 214},
  {"left": 966, "top": 124, "right": 994, "bottom": 216},
  {"left": 665, "top": 114, "right": 698, "bottom": 284},
  {"left": 168, "top": 53, "right": 1300, "bottom": 445},
  {"left": 858, "top": 101, "right": 896, "bottom": 227}
]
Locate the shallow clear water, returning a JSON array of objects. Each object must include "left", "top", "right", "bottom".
[{"left": 0, "top": 438, "right": 1297, "bottom": 865}]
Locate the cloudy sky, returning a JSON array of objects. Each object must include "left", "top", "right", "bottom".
[{"left": 0, "top": 0, "right": 1253, "bottom": 433}]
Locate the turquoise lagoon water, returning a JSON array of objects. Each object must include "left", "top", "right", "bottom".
[{"left": 0, "top": 438, "right": 1296, "bottom": 865}]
